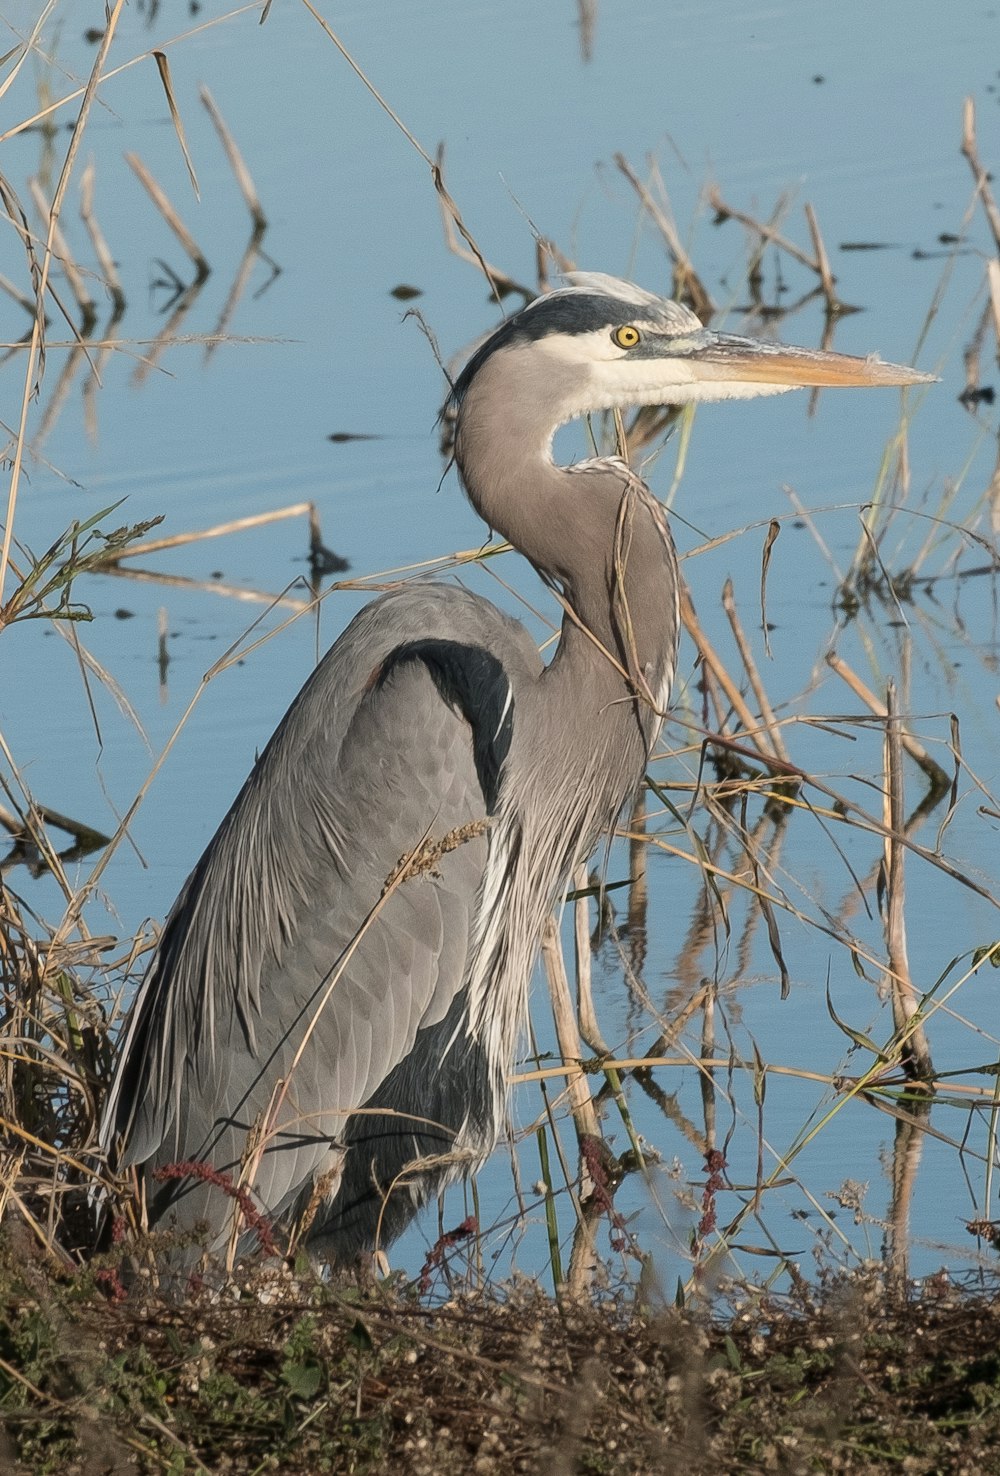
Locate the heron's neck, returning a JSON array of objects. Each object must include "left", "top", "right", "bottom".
[
  {"left": 455, "top": 397, "right": 679, "bottom": 717},
  {"left": 455, "top": 379, "right": 680, "bottom": 1086}
]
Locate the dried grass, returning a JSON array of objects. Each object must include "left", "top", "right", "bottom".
[{"left": 0, "top": 17, "right": 999, "bottom": 1456}]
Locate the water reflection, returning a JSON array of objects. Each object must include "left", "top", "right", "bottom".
[{"left": 4, "top": 0, "right": 1000, "bottom": 1298}]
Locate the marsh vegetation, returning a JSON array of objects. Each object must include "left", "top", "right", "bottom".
[{"left": 3, "top": 3, "right": 1000, "bottom": 1469}]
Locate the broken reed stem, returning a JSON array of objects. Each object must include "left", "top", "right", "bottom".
[
  {"left": 0, "top": 799, "right": 108, "bottom": 848},
  {"left": 961, "top": 298, "right": 992, "bottom": 400},
  {"left": 94, "top": 502, "right": 319, "bottom": 562},
  {"left": 541, "top": 912, "right": 603, "bottom": 1298},
  {"left": 681, "top": 584, "right": 788, "bottom": 768},
  {"left": 434, "top": 145, "right": 532, "bottom": 302},
  {"left": 720, "top": 577, "right": 791, "bottom": 764},
  {"left": 826, "top": 652, "right": 949, "bottom": 791},
  {"left": 98, "top": 565, "right": 312, "bottom": 612},
  {"left": 200, "top": 84, "right": 267, "bottom": 231},
  {"left": 961, "top": 95, "right": 1000, "bottom": 255},
  {"left": 803, "top": 201, "right": 839, "bottom": 310},
  {"left": 78, "top": 160, "right": 125, "bottom": 313},
  {"left": 882, "top": 681, "right": 934, "bottom": 1080},
  {"left": 129, "top": 276, "right": 203, "bottom": 388},
  {"left": 541, "top": 914, "right": 601, "bottom": 1144},
  {"left": 27, "top": 177, "right": 95, "bottom": 329},
  {"left": 535, "top": 234, "right": 573, "bottom": 291},
  {"left": 153, "top": 51, "right": 200, "bottom": 201},
  {"left": 307, "top": 502, "right": 325, "bottom": 555},
  {"left": 573, "top": 860, "right": 606, "bottom": 1053},
  {"left": 885, "top": 1096, "right": 929, "bottom": 1284},
  {"left": 613, "top": 153, "right": 713, "bottom": 320},
  {"left": 300, "top": 6, "right": 524, "bottom": 305},
  {"left": 124, "top": 152, "right": 209, "bottom": 280},
  {"left": 706, "top": 183, "right": 822, "bottom": 274},
  {"left": 988, "top": 260, "right": 1000, "bottom": 360},
  {"left": 700, "top": 984, "right": 718, "bottom": 1152},
  {"left": 31, "top": 342, "right": 86, "bottom": 457},
  {"left": 511, "top": 1054, "right": 894, "bottom": 1092}
]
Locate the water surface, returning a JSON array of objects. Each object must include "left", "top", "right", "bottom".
[{"left": 3, "top": 0, "right": 1000, "bottom": 1296}]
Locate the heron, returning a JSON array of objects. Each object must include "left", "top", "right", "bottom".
[{"left": 99, "top": 274, "right": 928, "bottom": 1269}]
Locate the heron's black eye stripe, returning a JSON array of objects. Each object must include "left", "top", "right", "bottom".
[{"left": 612, "top": 324, "right": 641, "bottom": 349}]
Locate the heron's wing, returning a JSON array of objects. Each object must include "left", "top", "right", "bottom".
[{"left": 103, "top": 586, "right": 540, "bottom": 1241}]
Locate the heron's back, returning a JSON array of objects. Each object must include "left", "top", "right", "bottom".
[{"left": 101, "top": 583, "right": 542, "bottom": 1258}]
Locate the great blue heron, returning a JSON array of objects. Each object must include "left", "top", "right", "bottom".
[{"left": 99, "top": 274, "right": 927, "bottom": 1268}]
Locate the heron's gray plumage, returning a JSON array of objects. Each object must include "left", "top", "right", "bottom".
[
  {"left": 105, "top": 586, "right": 543, "bottom": 1247},
  {"left": 100, "top": 274, "right": 928, "bottom": 1268}
]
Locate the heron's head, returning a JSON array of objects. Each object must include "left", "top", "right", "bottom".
[{"left": 450, "top": 273, "right": 932, "bottom": 435}]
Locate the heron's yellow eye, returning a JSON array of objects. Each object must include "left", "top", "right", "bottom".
[{"left": 612, "top": 324, "right": 641, "bottom": 349}]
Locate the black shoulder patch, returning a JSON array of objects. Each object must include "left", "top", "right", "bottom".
[{"left": 379, "top": 640, "right": 514, "bottom": 812}]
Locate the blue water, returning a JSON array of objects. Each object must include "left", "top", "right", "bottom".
[{"left": 2, "top": 0, "right": 999, "bottom": 1295}]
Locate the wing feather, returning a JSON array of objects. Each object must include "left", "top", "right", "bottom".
[{"left": 101, "top": 584, "right": 541, "bottom": 1250}]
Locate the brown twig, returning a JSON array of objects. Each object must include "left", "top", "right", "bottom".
[
  {"left": 154, "top": 51, "right": 200, "bottom": 200},
  {"left": 0, "top": 799, "right": 109, "bottom": 849},
  {"left": 99, "top": 563, "right": 313, "bottom": 611},
  {"left": 200, "top": 83, "right": 267, "bottom": 231},
  {"left": 707, "top": 183, "right": 821, "bottom": 273},
  {"left": 961, "top": 95, "right": 1000, "bottom": 255},
  {"left": 681, "top": 583, "right": 788, "bottom": 769},
  {"left": 988, "top": 260, "right": 1000, "bottom": 360},
  {"left": 804, "top": 201, "right": 842, "bottom": 313},
  {"left": 826, "top": 652, "right": 949, "bottom": 792},
  {"left": 573, "top": 859, "right": 606, "bottom": 1052},
  {"left": 92, "top": 502, "right": 321, "bottom": 563},
  {"left": 880, "top": 681, "right": 935, "bottom": 1081},
  {"left": 614, "top": 153, "right": 713, "bottom": 320},
  {"left": 28, "top": 176, "right": 96, "bottom": 330},
  {"left": 721, "top": 577, "right": 791, "bottom": 763},
  {"left": 78, "top": 159, "right": 125, "bottom": 313},
  {"left": 124, "top": 151, "right": 209, "bottom": 280},
  {"left": 435, "top": 144, "right": 532, "bottom": 302},
  {"left": 541, "top": 914, "right": 601, "bottom": 1144}
]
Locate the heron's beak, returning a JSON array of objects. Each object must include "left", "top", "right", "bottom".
[{"left": 678, "top": 330, "right": 933, "bottom": 389}]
